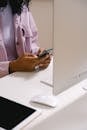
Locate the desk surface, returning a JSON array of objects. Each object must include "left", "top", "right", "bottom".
[{"left": 0, "top": 60, "right": 87, "bottom": 130}]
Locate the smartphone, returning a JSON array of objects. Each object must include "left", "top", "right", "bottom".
[{"left": 38, "top": 48, "right": 53, "bottom": 58}]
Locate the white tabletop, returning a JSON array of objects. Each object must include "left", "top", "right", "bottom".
[{"left": 0, "top": 59, "right": 87, "bottom": 130}]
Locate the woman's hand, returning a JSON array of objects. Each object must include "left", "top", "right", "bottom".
[
  {"left": 38, "top": 54, "right": 51, "bottom": 70},
  {"left": 37, "top": 48, "right": 45, "bottom": 56},
  {"left": 37, "top": 48, "right": 52, "bottom": 69},
  {"left": 9, "top": 53, "right": 51, "bottom": 73}
]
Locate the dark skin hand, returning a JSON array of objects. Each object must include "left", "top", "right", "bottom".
[
  {"left": 37, "top": 48, "right": 51, "bottom": 69},
  {"left": 9, "top": 52, "right": 51, "bottom": 73}
]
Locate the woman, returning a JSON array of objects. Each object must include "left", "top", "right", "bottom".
[{"left": 0, "top": 0, "right": 51, "bottom": 77}]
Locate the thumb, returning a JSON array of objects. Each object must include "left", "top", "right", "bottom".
[{"left": 24, "top": 53, "right": 37, "bottom": 58}]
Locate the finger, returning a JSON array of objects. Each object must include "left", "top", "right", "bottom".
[
  {"left": 25, "top": 53, "right": 37, "bottom": 58},
  {"left": 24, "top": 57, "right": 38, "bottom": 62},
  {"left": 43, "top": 59, "right": 51, "bottom": 64},
  {"left": 37, "top": 48, "right": 45, "bottom": 55},
  {"left": 40, "top": 55, "right": 51, "bottom": 64},
  {"left": 39, "top": 54, "right": 50, "bottom": 62},
  {"left": 40, "top": 57, "right": 51, "bottom": 64},
  {"left": 39, "top": 63, "right": 49, "bottom": 70}
]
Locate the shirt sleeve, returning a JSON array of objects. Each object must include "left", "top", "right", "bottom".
[
  {"left": 0, "top": 61, "right": 10, "bottom": 78},
  {"left": 29, "top": 12, "right": 40, "bottom": 54}
]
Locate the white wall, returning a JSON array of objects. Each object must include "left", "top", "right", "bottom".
[{"left": 30, "top": 0, "right": 53, "bottom": 49}]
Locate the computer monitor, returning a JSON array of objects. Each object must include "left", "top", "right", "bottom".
[
  {"left": 31, "top": 0, "right": 87, "bottom": 107},
  {"left": 53, "top": 0, "right": 87, "bottom": 95}
]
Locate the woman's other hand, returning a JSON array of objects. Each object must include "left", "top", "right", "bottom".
[
  {"left": 37, "top": 48, "right": 45, "bottom": 56},
  {"left": 37, "top": 48, "right": 52, "bottom": 69},
  {"left": 38, "top": 54, "right": 51, "bottom": 70}
]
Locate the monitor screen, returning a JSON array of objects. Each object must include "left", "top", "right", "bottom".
[{"left": 53, "top": 0, "right": 87, "bottom": 95}]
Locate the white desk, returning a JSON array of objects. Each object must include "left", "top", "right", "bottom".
[{"left": 0, "top": 61, "right": 87, "bottom": 130}]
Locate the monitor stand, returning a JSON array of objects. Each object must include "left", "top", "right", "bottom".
[{"left": 30, "top": 57, "right": 57, "bottom": 108}]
